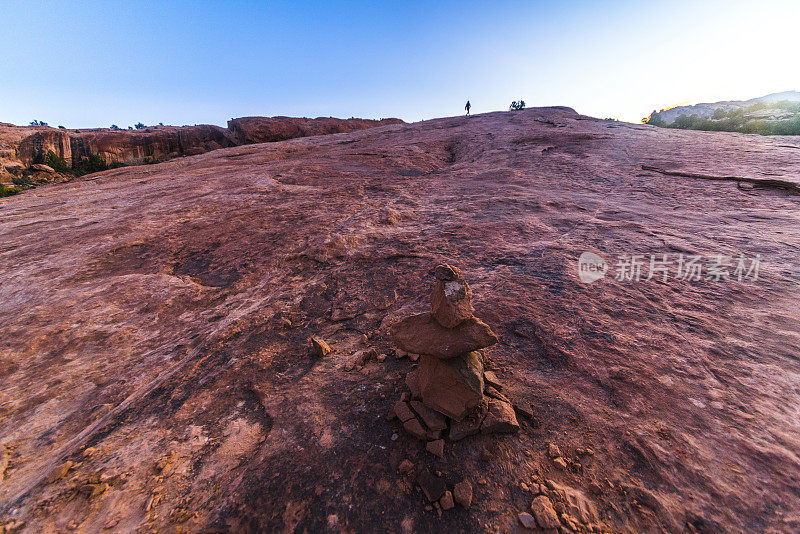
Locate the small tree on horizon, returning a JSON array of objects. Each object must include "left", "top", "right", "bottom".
[{"left": 509, "top": 100, "right": 526, "bottom": 111}]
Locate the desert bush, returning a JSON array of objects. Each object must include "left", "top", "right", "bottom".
[
  {"left": 74, "top": 153, "right": 108, "bottom": 175},
  {"left": 509, "top": 100, "right": 526, "bottom": 111},
  {"left": 44, "top": 151, "right": 70, "bottom": 173},
  {"left": 135, "top": 122, "right": 146, "bottom": 129},
  {"left": 0, "top": 183, "right": 21, "bottom": 197}
]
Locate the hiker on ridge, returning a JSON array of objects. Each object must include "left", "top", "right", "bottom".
[{"left": 465, "top": 100, "right": 471, "bottom": 116}]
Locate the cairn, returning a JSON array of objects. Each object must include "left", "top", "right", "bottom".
[{"left": 389, "top": 264, "right": 519, "bottom": 449}]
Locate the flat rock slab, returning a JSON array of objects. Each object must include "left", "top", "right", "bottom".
[
  {"left": 389, "top": 312, "right": 498, "bottom": 359},
  {"left": 410, "top": 400, "right": 447, "bottom": 431}
]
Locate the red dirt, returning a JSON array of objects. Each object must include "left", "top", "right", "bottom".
[{"left": 1, "top": 108, "right": 799, "bottom": 533}]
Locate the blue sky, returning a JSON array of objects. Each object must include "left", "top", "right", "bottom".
[{"left": 1, "top": 0, "right": 798, "bottom": 128}]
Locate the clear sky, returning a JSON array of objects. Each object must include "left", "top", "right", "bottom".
[{"left": 1, "top": 0, "right": 798, "bottom": 128}]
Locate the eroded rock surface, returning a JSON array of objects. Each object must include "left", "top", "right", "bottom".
[{"left": 1, "top": 108, "right": 799, "bottom": 533}]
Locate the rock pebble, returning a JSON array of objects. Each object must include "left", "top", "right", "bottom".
[
  {"left": 439, "top": 490, "right": 455, "bottom": 510},
  {"left": 425, "top": 439, "right": 445, "bottom": 458},
  {"left": 453, "top": 480, "right": 473, "bottom": 509},
  {"left": 310, "top": 336, "right": 331, "bottom": 357},
  {"left": 530, "top": 495, "right": 560, "bottom": 529}
]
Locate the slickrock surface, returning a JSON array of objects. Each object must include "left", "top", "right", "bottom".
[{"left": 1, "top": 107, "right": 800, "bottom": 532}]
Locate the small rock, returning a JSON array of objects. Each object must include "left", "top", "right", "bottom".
[
  {"left": 408, "top": 352, "right": 420, "bottom": 362},
  {"left": 398, "top": 459, "right": 414, "bottom": 474},
  {"left": 410, "top": 400, "right": 447, "bottom": 431},
  {"left": 453, "top": 480, "right": 473, "bottom": 508},
  {"left": 553, "top": 457, "right": 567, "bottom": 470},
  {"left": 483, "top": 370, "right": 504, "bottom": 391},
  {"left": 439, "top": 490, "right": 455, "bottom": 510},
  {"left": 402, "top": 417, "right": 427, "bottom": 440},
  {"left": 395, "top": 349, "right": 408, "bottom": 359},
  {"left": 394, "top": 401, "right": 416, "bottom": 422},
  {"left": 405, "top": 369, "right": 422, "bottom": 399},
  {"left": 377, "top": 353, "right": 387, "bottom": 362},
  {"left": 430, "top": 265, "right": 474, "bottom": 328},
  {"left": 548, "top": 443, "right": 561, "bottom": 458},
  {"left": 480, "top": 398, "right": 519, "bottom": 434},
  {"left": 530, "top": 495, "right": 560, "bottom": 529},
  {"left": 48, "top": 460, "right": 74, "bottom": 483},
  {"left": 425, "top": 439, "right": 445, "bottom": 458},
  {"left": 484, "top": 384, "right": 509, "bottom": 402},
  {"left": 310, "top": 336, "right": 332, "bottom": 357},
  {"left": 449, "top": 401, "right": 487, "bottom": 440},
  {"left": 400, "top": 392, "right": 410, "bottom": 402},
  {"left": 513, "top": 401, "right": 536, "bottom": 420},
  {"left": 518, "top": 512, "right": 537, "bottom": 529},
  {"left": 520, "top": 482, "right": 530, "bottom": 491},
  {"left": 417, "top": 470, "right": 446, "bottom": 502},
  {"left": 585, "top": 447, "right": 595, "bottom": 456}
]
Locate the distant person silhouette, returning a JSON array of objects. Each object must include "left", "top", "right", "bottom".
[{"left": 465, "top": 100, "right": 471, "bottom": 116}]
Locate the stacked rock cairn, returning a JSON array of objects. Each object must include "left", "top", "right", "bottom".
[{"left": 389, "top": 264, "right": 519, "bottom": 455}]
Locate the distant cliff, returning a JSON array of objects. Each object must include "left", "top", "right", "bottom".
[
  {"left": 0, "top": 116, "right": 404, "bottom": 187},
  {"left": 643, "top": 91, "right": 800, "bottom": 135}
]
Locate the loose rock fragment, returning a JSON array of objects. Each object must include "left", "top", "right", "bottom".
[
  {"left": 480, "top": 398, "right": 519, "bottom": 434},
  {"left": 453, "top": 480, "right": 473, "bottom": 508},
  {"left": 394, "top": 401, "right": 416, "bottom": 423},
  {"left": 425, "top": 439, "right": 445, "bottom": 458},
  {"left": 310, "top": 336, "right": 332, "bottom": 357},
  {"left": 398, "top": 459, "right": 414, "bottom": 474},
  {"left": 553, "top": 457, "right": 567, "bottom": 470},
  {"left": 410, "top": 400, "right": 447, "bottom": 431},
  {"left": 518, "top": 512, "right": 537, "bottom": 529},
  {"left": 548, "top": 443, "right": 562, "bottom": 458},
  {"left": 483, "top": 370, "right": 504, "bottom": 391},
  {"left": 439, "top": 490, "right": 455, "bottom": 510},
  {"left": 530, "top": 495, "right": 560, "bottom": 529},
  {"left": 402, "top": 417, "right": 427, "bottom": 440},
  {"left": 449, "top": 401, "right": 487, "bottom": 441},
  {"left": 417, "top": 470, "right": 446, "bottom": 502}
]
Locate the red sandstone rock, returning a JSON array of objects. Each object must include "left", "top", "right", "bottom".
[
  {"left": 389, "top": 313, "right": 498, "bottom": 359},
  {"left": 417, "top": 471, "right": 446, "bottom": 502},
  {"left": 310, "top": 336, "right": 331, "bottom": 357},
  {"left": 439, "top": 490, "right": 454, "bottom": 510},
  {"left": 530, "top": 495, "right": 560, "bottom": 529},
  {"left": 430, "top": 264, "right": 474, "bottom": 328},
  {"left": 425, "top": 439, "right": 444, "bottom": 458},
  {"left": 2, "top": 107, "right": 798, "bottom": 533},
  {"left": 453, "top": 480, "right": 473, "bottom": 509},
  {"left": 409, "top": 400, "right": 446, "bottom": 431},
  {"left": 481, "top": 398, "right": 519, "bottom": 434},
  {"left": 417, "top": 352, "right": 484, "bottom": 421},
  {"left": 393, "top": 401, "right": 415, "bottom": 423}
]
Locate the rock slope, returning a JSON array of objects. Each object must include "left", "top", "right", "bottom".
[
  {"left": 0, "top": 116, "right": 403, "bottom": 180},
  {"left": 1, "top": 108, "right": 799, "bottom": 533}
]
